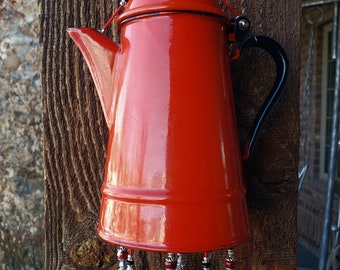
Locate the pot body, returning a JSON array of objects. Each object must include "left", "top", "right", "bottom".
[{"left": 98, "top": 10, "right": 251, "bottom": 252}]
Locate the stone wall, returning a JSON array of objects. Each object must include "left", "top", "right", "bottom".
[{"left": 0, "top": 0, "right": 43, "bottom": 268}]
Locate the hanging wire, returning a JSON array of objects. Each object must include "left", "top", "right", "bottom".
[
  {"left": 299, "top": 7, "right": 324, "bottom": 191},
  {"left": 101, "top": 0, "right": 128, "bottom": 32},
  {"left": 220, "top": 0, "right": 239, "bottom": 17}
]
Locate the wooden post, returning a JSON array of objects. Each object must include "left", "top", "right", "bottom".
[
  {"left": 228, "top": 1, "right": 300, "bottom": 269},
  {"left": 42, "top": 0, "right": 300, "bottom": 269}
]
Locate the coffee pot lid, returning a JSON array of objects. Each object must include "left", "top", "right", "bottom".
[{"left": 117, "top": 0, "right": 228, "bottom": 24}]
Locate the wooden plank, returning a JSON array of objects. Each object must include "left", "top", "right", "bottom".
[{"left": 229, "top": 1, "right": 300, "bottom": 269}]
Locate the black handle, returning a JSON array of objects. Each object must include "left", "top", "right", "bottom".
[{"left": 234, "top": 36, "right": 289, "bottom": 160}]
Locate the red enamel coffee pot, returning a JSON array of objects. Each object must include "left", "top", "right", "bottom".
[{"left": 67, "top": 0, "right": 288, "bottom": 254}]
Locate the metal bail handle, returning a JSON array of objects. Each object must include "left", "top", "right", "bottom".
[{"left": 234, "top": 36, "right": 289, "bottom": 160}]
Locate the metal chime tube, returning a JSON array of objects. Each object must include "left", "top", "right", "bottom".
[
  {"left": 176, "top": 254, "right": 185, "bottom": 270},
  {"left": 201, "top": 252, "right": 211, "bottom": 270},
  {"left": 303, "top": 0, "right": 340, "bottom": 7},
  {"left": 319, "top": 2, "right": 340, "bottom": 269},
  {"left": 126, "top": 249, "right": 135, "bottom": 270}
]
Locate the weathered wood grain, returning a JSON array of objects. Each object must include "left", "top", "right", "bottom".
[
  {"left": 229, "top": 1, "right": 300, "bottom": 269},
  {"left": 42, "top": 0, "right": 300, "bottom": 269}
]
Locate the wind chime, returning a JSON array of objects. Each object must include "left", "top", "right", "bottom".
[{"left": 67, "top": 0, "right": 288, "bottom": 268}]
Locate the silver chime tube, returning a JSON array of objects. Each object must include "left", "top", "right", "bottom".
[{"left": 303, "top": 0, "right": 340, "bottom": 8}]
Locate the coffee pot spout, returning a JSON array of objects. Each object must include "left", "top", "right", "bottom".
[{"left": 67, "top": 28, "right": 120, "bottom": 127}]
